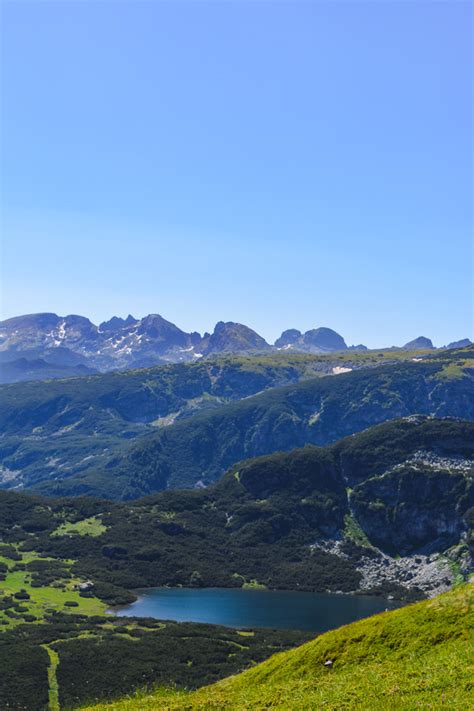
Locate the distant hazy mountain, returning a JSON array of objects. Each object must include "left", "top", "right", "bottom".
[
  {"left": 0, "top": 312, "right": 198, "bottom": 375},
  {"left": 0, "top": 358, "right": 98, "bottom": 384},
  {"left": 348, "top": 344, "right": 368, "bottom": 351},
  {"left": 446, "top": 338, "right": 472, "bottom": 349},
  {"left": 275, "top": 326, "right": 354, "bottom": 353},
  {"left": 274, "top": 329, "right": 302, "bottom": 348},
  {"left": 403, "top": 336, "right": 435, "bottom": 350},
  {"left": 0, "top": 313, "right": 340, "bottom": 379},
  {"left": 98, "top": 314, "right": 138, "bottom": 332},
  {"left": 200, "top": 321, "right": 271, "bottom": 355},
  {"left": 0, "top": 312, "right": 469, "bottom": 383},
  {"left": 301, "top": 327, "right": 348, "bottom": 351}
]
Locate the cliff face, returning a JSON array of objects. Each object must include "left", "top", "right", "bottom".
[{"left": 351, "top": 463, "right": 472, "bottom": 555}]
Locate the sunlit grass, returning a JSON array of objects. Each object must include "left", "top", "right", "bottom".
[
  {"left": 0, "top": 547, "right": 106, "bottom": 627},
  {"left": 51, "top": 515, "right": 107, "bottom": 537}
]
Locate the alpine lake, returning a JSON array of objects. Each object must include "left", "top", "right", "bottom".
[{"left": 112, "top": 587, "right": 402, "bottom": 633}]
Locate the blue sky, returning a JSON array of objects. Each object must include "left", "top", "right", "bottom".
[{"left": 1, "top": 0, "right": 472, "bottom": 347}]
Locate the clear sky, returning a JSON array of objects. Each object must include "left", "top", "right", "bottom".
[{"left": 1, "top": 0, "right": 472, "bottom": 348}]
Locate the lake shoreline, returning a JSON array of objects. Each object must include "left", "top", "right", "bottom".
[{"left": 108, "top": 586, "right": 403, "bottom": 633}]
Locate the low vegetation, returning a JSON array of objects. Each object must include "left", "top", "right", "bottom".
[
  {"left": 0, "top": 609, "right": 309, "bottom": 709},
  {"left": 434, "top": 358, "right": 474, "bottom": 381}
]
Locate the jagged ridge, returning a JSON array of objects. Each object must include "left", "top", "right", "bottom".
[{"left": 2, "top": 311, "right": 469, "bottom": 382}]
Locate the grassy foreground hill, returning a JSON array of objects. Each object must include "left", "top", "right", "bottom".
[{"left": 87, "top": 583, "right": 474, "bottom": 710}]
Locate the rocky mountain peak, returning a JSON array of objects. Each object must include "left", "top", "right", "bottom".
[
  {"left": 403, "top": 336, "right": 434, "bottom": 350},
  {"left": 301, "top": 327, "right": 347, "bottom": 351},
  {"left": 60, "top": 315, "right": 99, "bottom": 343},
  {"left": 274, "top": 329, "right": 302, "bottom": 348},
  {"left": 0, "top": 313, "right": 99, "bottom": 352},
  {"left": 0, "top": 312, "right": 61, "bottom": 331},
  {"left": 99, "top": 315, "right": 137, "bottom": 332},
  {"left": 136, "top": 314, "right": 189, "bottom": 344},
  {"left": 446, "top": 338, "right": 472, "bottom": 349},
  {"left": 274, "top": 327, "right": 347, "bottom": 353},
  {"left": 202, "top": 321, "right": 271, "bottom": 355},
  {"left": 1, "top": 311, "right": 470, "bottom": 383}
]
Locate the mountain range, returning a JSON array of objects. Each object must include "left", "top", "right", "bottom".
[{"left": 0, "top": 312, "right": 470, "bottom": 383}]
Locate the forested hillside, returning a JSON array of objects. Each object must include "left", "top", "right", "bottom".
[
  {"left": 2, "top": 348, "right": 471, "bottom": 500},
  {"left": 1, "top": 417, "right": 472, "bottom": 608},
  {"left": 0, "top": 350, "right": 399, "bottom": 496},
  {"left": 32, "top": 353, "right": 474, "bottom": 499}
]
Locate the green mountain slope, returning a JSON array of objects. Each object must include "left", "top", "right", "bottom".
[
  {"left": 1, "top": 353, "right": 341, "bottom": 437},
  {"left": 34, "top": 354, "right": 474, "bottom": 499},
  {"left": 0, "top": 351, "right": 398, "bottom": 496},
  {"left": 2, "top": 418, "right": 472, "bottom": 605},
  {"left": 86, "top": 583, "right": 474, "bottom": 711}
]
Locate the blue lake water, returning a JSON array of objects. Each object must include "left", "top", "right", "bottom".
[{"left": 112, "top": 587, "right": 401, "bottom": 633}]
